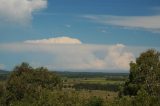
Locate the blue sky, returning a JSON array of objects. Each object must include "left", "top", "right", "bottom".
[{"left": 0, "top": 0, "right": 160, "bottom": 72}]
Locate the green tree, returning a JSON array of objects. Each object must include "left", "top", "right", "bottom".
[
  {"left": 3, "top": 62, "right": 62, "bottom": 105},
  {"left": 123, "top": 49, "right": 160, "bottom": 96}
]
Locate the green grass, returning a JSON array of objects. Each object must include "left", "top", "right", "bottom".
[
  {"left": 81, "top": 78, "right": 124, "bottom": 84},
  {"left": 61, "top": 89, "right": 118, "bottom": 101}
]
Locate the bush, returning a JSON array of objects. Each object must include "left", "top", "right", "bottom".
[{"left": 85, "top": 96, "right": 104, "bottom": 106}]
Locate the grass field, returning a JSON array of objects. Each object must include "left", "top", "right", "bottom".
[
  {"left": 62, "top": 75, "right": 126, "bottom": 93},
  {"left": 63, "top": 77, "right": 125, "bottom": 85}
]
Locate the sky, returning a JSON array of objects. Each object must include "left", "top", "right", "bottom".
[{"left": 0, "top": 0, "right": 160, "bottom": 72}]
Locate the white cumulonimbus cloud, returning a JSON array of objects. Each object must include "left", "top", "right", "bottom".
[
  {"left": 104, "top": 44, "right": 134, "bottom": 70},
  {"left": 24, "top": 37, "right": 82, "bottom": 44},
  {"left": 0, "top": 0, "right": 47, "bottom": 24},
  {"left": 0, "top": 37, "right": 135, "bottom": 72}
]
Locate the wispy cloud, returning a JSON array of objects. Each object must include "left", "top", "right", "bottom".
[
  {"left": 65, "top": 24, "right": 71, "bottom": 28},
  {"left": 101, "top": 30, "right": 107, "bottom": 33},
  {"left": 0, "top": 0, "right": 47, "bottom": 25},
  {"left": 0, "top": 37, "right": 135, "bottom": 72},
  {"left": 152, "top": 7, "right": 160, "bottom": 12},
  {"left": 83, "top": 15, "right": 160, "bottom": 33}
]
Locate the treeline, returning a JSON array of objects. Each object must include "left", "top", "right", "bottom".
[
  {"left": 0, "top": 70, "right": 9, "bottom": 74},
  {"left": 0, "top": 70, "right": 9, "bottom": 81},
  {"left": 57, "top": 71, "right": 128, "bottom": 78},
  {"left": 73, "top": 83, "right": 119, "bottom": 91}
]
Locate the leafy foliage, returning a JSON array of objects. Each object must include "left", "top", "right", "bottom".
[
  {"left": 1, "top": 62, "right": 62, "bottom": 105},
  {"left": 122, "top": 49, "right": 160, "bottom": 96}
]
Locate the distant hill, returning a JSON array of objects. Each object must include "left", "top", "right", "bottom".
[
  {"left": 0, "top": 70, "right": 10, "bottom": 80},
  {"left": 0, "top": 70, "right": 10, "bottom": 74}
]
